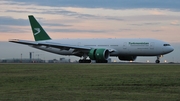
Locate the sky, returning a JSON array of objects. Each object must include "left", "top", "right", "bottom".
[{"left": 0, "top": 0, "right": 180, "bottom": 62}]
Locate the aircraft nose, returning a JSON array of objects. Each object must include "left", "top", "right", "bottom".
[{"left": 167, "top": 46, "right": 174, "bottom": 53}]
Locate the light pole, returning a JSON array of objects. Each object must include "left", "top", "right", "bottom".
[{"left": 21, "top": 53, "right": 22, "bottom": 63}]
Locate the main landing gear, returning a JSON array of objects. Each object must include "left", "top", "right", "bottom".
[
  {"left": 96, "top": 60, "right": 108, "bottom": 63},
  {"left": 155, "top": 55, "right": 162, "bottom": 63},
  {"left": 79, "top": 54, "right": 91, "bottom": 63},
  {"left": 79, "top": 59, "right": 108, "bottom": 63},
  {"left": 78, "top": 54, "right": 108, "bottom": 63},
  {"left": 79, "top": 59, "right": 91, "bottom": 63}
]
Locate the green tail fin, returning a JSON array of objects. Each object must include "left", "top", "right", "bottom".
[{"left": 28, "top": 15, "right": 51, "bottom": 41}]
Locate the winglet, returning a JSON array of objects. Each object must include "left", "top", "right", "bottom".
[{"left": 28, "top": 15, "right": 51, "bottom": 41}]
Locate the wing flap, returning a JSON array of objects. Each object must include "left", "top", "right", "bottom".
[{"left": 38, "top": 42, "right": 91, "bottom": 51}]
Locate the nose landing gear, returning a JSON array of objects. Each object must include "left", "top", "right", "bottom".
[{"left": 155, "top": 55, "right": 162, "bottom": 63}]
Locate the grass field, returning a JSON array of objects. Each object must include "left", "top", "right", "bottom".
[{"left": 0, "top": 63, "right": 180, "bottom": 101}]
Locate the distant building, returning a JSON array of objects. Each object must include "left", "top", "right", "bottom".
[
  {"left": 0, "top": 57, "right": 72, "bottom": 63},
  {"left": 0, "top": 58, "right": 45, "bottom": 63}
]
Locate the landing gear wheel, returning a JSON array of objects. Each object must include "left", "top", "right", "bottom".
[
  {"left": 155, "top": 60, "right": 160, "bottom": 63},
  {"left": 96, "top": 60, "right": 108, "bottom": 63},
  {"left": 79, "top": 59, "right": 91, "bottom": 63}
]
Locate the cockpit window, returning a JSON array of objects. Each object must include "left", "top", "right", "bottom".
[{"left": 163, "top": 44, "right": 170, "bottom": 46}]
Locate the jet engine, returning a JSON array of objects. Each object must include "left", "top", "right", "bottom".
[{"left": 89, "top": 49, "right": 110, "bottom": 62}]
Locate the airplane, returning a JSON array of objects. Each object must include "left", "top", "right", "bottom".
[{"left": 9, "top": 15, "right": 174, "bottom": 63}]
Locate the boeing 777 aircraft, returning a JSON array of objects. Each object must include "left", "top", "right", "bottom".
[{"left": 9, "top": 15, "right": 174, "bottom": 63}]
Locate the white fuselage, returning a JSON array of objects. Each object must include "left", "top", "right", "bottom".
[{"left": 32, "top": 38, "right": 174, "bottom": 57}]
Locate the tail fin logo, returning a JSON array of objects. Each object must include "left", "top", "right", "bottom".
[{"left": 34, "top": 28, "right": 41, "bottom": 35}]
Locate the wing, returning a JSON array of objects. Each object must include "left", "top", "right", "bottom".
[
  {"left": 9, "top": 39, "right": 116, "bottom": 55},
  {"left": 9, "top": 39, "right": 38, "bottom": 45}
]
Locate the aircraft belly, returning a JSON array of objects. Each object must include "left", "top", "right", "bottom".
[{"left": 116, "top": 46, "right": 159, "bottom": 56}]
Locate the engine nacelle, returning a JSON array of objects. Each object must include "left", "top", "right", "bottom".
[
  {"left": 118, "top": 56, "right": 137, "bottom": 61},
  {"left": 89, "top": 49, "right": 110, "bottom": 60}
]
